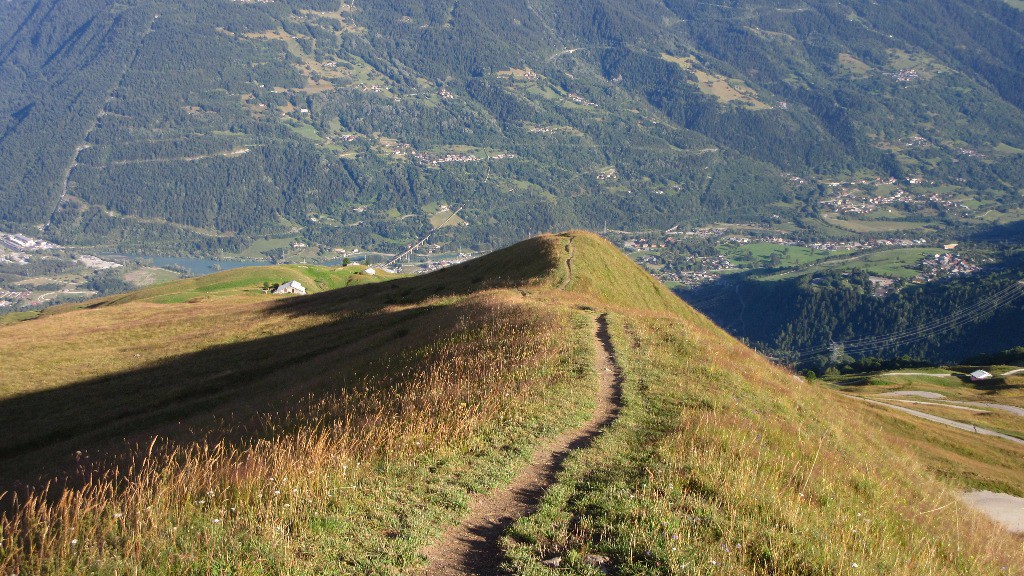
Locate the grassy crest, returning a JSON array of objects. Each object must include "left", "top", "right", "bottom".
[
  {"left": 1, "top": 231, "right": 1021, "bottom": 574},
  {"left": 506, "top": 312, "right": 1024, "bottom": 574}
]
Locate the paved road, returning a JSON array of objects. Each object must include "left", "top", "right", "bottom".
[
  {"left": 853, "top": 397, "right": 1024, "bottom": 445},
  {"left": 880, "top": 372, "right": 953, "bottom": 377},
  {"left": 958, "top": 401, "right": 1024, "bottom": 417},
  {"left": 878, "top": 390, "right": 947, "bottom": 399},
  {"left": 884, "top": 399, "right": 989, "bottom": 413},
  {"left": 878, "top": 390, "right": 1024, "bottom": 417},
  {"left": 960, "top": 491, "right": 1024, "bottom": 534}
]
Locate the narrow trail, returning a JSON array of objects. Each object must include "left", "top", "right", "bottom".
[
  {"left": 557, "top": 237, "right": 575, "bottom": 290},
  {"left": 422, "top": 314, "right": 623, "bottom": 575}
]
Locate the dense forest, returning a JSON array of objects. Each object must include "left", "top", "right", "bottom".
[
  {"left": 681, "top": 256, "right": 1024, "bottom": 368},
  {"left": 0, "top": 0, "right": 1022, "bottom": 254}
]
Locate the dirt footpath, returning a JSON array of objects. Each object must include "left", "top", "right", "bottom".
[{"left": 421, "top": 314, "right": 623, "bottom": 575}]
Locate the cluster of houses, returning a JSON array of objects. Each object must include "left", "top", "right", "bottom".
[
  {"left": 628, "top": 226, "right": 942, "bottom": 258},
  {"left": 0, "top": 253, "right": 29, "bottom": 266},
  {"left": 805, "top": 237, "right": 929, "bottom": 252},
  {"left": 887, "top": 68, "right": 919, "bottom": 82},
  {"left": 414, "top": 254, "right": 473, "bottom": 274},
  {"left": 623, "top": 238, "right": 667, "bottom": 251},
  {"left": 821, "top": 188, "right": 918, "bottom": 215},
  {"left": 412, "top": 150, "right": 515, "bottom": 167},
  {"left": 818, "top": 177, "right": 973, "bottom": 217},
  {"left": 0, "top": 290, "right": 31, "bottom": 307},
  {"left": 915, "top": 252, "right": 979, "bottom": 282},
  {"left": 618, "top": 221, "right": 986, "bottom": 289},
  {"left": 669, "top": 270, "right": 725, "bottom": 287},
  {"left": 0, "top": 233, "right": 61, "bottom": 266},
  {"left": 566, "top": 93, "right": 598, "bottom": 107}
]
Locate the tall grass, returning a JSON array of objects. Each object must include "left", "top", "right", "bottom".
[
  {"left": 506, "top": 312, "right": 1024, "bottom": 574},
  {"left": 4, "top": 231, "right": 1022, "bottom": 574},
  {"left": 0, "top": 294, "right": 596, "bottom": 574}
]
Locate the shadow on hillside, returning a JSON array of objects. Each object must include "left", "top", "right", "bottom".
[
  {"left": 0, "top": 302, "right": 437, "bottom": 500},
  {"left": 970, "top": 219, "right": 1024, "bottom": 243},
  {"left": 0, "top": 236, "right": 567, "bottom": 503}
]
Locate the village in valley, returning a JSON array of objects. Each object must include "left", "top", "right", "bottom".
[
  {"left": 0, "top": 233, "right": 129, "bottom": 309},
  {"left": 614, "top": 222, "right": 988, "bottom": 294},
  {"left": 815, "top": 175, "right": 973, "bottom": 217}
]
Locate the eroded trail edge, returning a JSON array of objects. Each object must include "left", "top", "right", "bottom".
[{"left": 422, "top": 314, "right": 623, "bottom": 575}]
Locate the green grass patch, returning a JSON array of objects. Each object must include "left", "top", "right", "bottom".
[
  {"left": 428, "top": 209, "right": 467, "bottom": 228},
  {"left": 237, "top": 236, "right": 296, "bottom": 258},
  {"left": 0, "top": 310, "right": 41, "bottom": 325},
  {"left": 287, "top": 122, "right": 323, "bottom": 141},
  {"left": 821, "top": 214, "right": 930, "bottom": 233},
  {"left": 722, "top": 242, "right": 838, "bottom": 268}
]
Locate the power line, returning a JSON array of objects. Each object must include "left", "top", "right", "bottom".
[
  {"left": 786, "top": 281, "right": 1024, "bottom": 362},
  {"left": 797, "top": 280, "right": 1024, "bottom": 354},
  {"left": 382, "top": 207, "right": 464, "bottom": 269}
]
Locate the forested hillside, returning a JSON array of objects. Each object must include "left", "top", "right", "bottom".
[
  {"left": 683, "top": 257, "right": 1024, "bottom": 368},
  {"left": 1, "top": 0, "right": 1023, "bottom": 255}
]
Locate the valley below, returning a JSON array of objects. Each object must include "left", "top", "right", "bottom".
[{"left": 2, "top": 0, "right": 1024, "bottom": 572}]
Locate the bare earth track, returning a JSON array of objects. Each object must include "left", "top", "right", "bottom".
[{"left": 422, "top": 314, "right": 623, "bottom": 575}]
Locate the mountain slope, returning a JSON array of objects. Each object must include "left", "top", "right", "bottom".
[
  {"left": 1, "top": 0, "right": 1023, "bottom": 254},
  {"left": 1, "top": 231, "right": 1022, "bottom": 573}
]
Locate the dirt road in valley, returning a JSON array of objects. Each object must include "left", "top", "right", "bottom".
[
  {"left": 421, "top": 314, "right": 623, "bottom": 575},
  {"left": 853, "top": 397, "right": 1024, "bottom": 445}
]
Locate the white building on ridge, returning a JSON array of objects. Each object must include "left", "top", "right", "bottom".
[{"left": 273, "top": 280, "right": 306, "bottom": 295}]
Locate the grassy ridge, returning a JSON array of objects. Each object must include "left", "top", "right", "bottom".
[
  {"left": 506, "top": 312, "right": 1024, "bottom": 574},
  {"left": 44, "top": 263, "right": 388, "bottom": 309},
  {"left": 0, "top": 265, "right": 385, "bottom": 401},
  {"left": 0, "top": 293, "right": 598, "bottom": 573},
  {"left": 1, "top": 231, "right": 1022, "bottom": 573}
]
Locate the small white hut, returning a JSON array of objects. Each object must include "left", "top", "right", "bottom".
[
  {"left": 273, "top": 280, "right": 307, "bottom": 295},
  {"left": 970, "top": 369, "right": 992, "bottom": 381}
]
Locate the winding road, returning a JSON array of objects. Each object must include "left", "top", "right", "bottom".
[{"left": 852, "top": 396, "right": 1024, "bottom": 445}]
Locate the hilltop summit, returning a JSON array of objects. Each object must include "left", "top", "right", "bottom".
[{"left": 0, "top": 231, "right": 1022, "bottom": 573}]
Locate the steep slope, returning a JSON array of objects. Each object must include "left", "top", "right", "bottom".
[
  {"left": 1, "top": 0, "right": 1023, "bottom": 253},
  {"left": 1, "top": 231, "right": 1022, "bottom": 574},
  {"left": 685, "top": 264, "right": 1024, "bottom": 367}
]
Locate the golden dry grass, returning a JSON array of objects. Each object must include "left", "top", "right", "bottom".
[
  {"left": 2, "top": 231, "right": 1022, "bottom": 574},
  {"left": 0, "top": 291, "right": 596, "bottom": 573}
]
